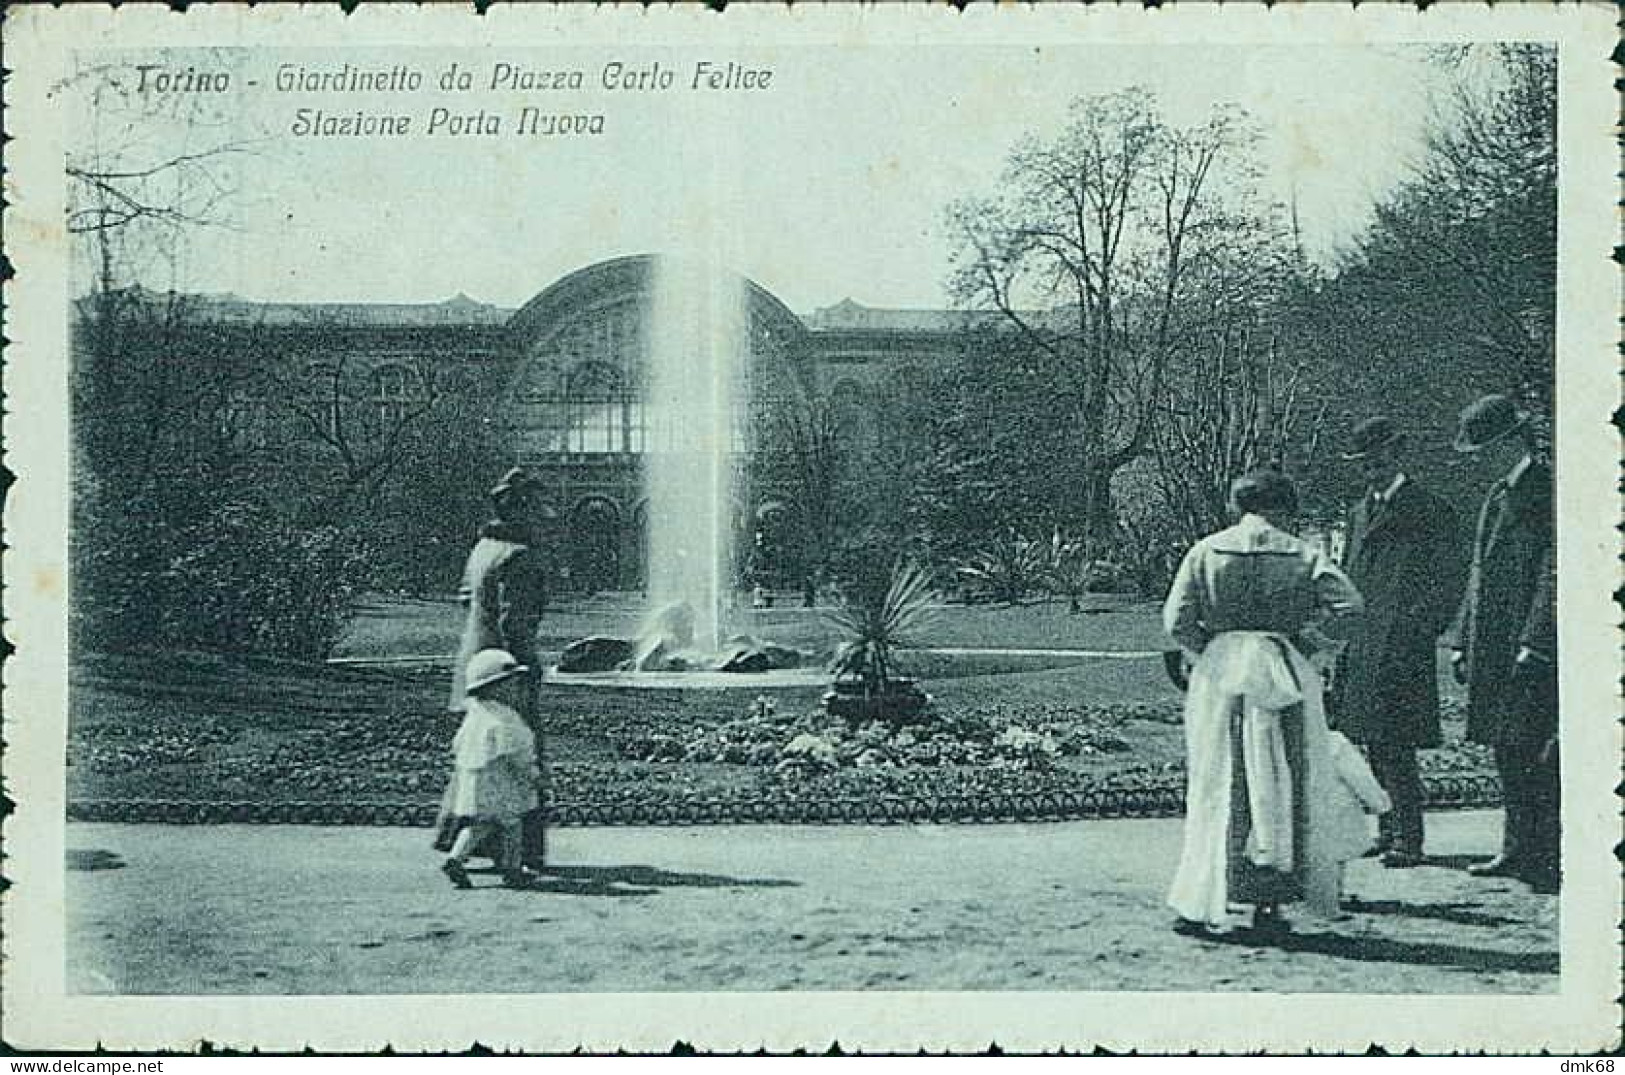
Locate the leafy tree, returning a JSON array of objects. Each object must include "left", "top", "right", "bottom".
[
  {"left": 778, "top": 394, "right": 846, "bottom": 606},
  {"left": 1288, "top": 44, "right": 1556, "bottom": 518},
  {"left": 63, "top": 59, "right": 381, "bottom": 653}
]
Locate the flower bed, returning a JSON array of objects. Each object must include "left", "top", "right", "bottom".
[{"left": 66, "top": 649, "right": 1494, "bottom": 821}]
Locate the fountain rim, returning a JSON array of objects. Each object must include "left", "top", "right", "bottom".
[{"left": 542, "top": 666, "right": 831, "bottom": 690}]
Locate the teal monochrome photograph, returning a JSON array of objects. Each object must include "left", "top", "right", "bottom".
[
  {"left": 61, "top": 39, "right": 1561, "bottom": 995},
  {"left": 6, "top": 5, "right": 1618, "bottom": 1054}
]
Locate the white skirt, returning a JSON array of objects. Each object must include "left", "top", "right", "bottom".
[
  {"left": 445, "top": 755, "right": 538, "bottom": 823},
  {"left": 444, "top": 697, "right": 538, "bottom": 825},
  {"left": 1167, "top": 632, "right": 1341, "bottom": 926}
]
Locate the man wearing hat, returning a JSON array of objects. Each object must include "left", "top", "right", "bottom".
[
  {"left": 1332, "top": 416, "right": 1463, "bottom": 867},
  {"left": 444, "top": 466, "right": 555, "bottom": 870},
  {"left": 1450, "top": 394, "right": 1558, "bottom": 892}
]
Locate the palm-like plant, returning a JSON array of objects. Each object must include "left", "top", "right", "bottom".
[
  {"left": 954, "top": 529, "right": 1045, "bottom": 605},
  {"left": 1042, "top": 531, "right": 1093, "bottom": 614},
  {"left": 823, "top": 558, "right": 938, "bottom": 721}
]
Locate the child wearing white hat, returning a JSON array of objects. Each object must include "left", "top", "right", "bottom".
[
  {"left": 1325, "top": 729, "right": 1395, "bottom": 904},
  {"left": 438, "top": 648, "right": 542, "bottom": 889}
]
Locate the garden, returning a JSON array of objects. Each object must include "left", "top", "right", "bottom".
[
  {"left": 67, "top": 591, "right": 1497, "bottom": 826},
  {"left": 62, "top": 46, "right": 1546, "bottom": 832}
]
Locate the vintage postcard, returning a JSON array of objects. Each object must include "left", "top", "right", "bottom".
[{"left": 3, "top": 1, "right": 1618, "bottom": 1055}]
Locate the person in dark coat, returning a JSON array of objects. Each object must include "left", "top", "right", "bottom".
[
  {"left": 1449, "top": 395, "right": 1558, "bottom": 893},
  {"left": 446, "top": 468, "right": 551, "bottom": 716},
  {"left": 1331, "top": 417, "right": 1464, "bottom": 867},
  {"left": 436, "top": 467, "right": 554, "bottom": 870}
]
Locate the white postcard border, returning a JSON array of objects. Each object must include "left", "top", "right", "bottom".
[{"left": 2, "top": 2, "right": 1618, "bottom": 1054}]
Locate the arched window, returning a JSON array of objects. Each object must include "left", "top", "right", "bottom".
[
  {"left": 512, "top": 307, "right": 646, "bottom": 460},
  {"left": 829, "top": 378, "right": 872, "bottom": 446},
  {"left": 300, "top": 361, "right": 344, "bottom": 441},
  {"left": 565, "top": 361, "right": 629, "bottom": 454},
  {"left": 370, "top": 363, "right": 418, "bottom": 434},
  {"left": 222, "top": 385, "right": 270, "bottom": 449}
]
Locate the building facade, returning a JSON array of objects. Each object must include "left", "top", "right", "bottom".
[{"left": 146, "top": 254, "right": 968, "bottom": 591}]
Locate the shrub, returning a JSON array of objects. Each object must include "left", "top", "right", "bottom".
[
  {"left": 990, "top": 725, "right": 1060, "bottom": 770},
  {"left": 778, "top": 732, "right": 840, "bottom": 776},
  {"left": 954, "top": 530, "right": 1047, "bottom": 605},
  {"left": 1040, "top": 532, "right": 1131, "bottom": 608},
  {"left": 1109, "top": 506, "right": 1192, "bottom": 597},
  {"left": 76, "top": 490, "right": 369, "bottom": 660}
]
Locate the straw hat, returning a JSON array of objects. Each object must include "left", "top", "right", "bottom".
[{"left": 464, "top": 648, "right": 530, "bottom": 694}]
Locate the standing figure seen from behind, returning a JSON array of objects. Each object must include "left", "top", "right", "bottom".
[{"left": 1163, "top": 469, "right": 1365, "bottom": 937}]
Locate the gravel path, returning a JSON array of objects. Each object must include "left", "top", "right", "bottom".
[{"left": 67, "top": 811, "right": 1556, "bottom": 995}]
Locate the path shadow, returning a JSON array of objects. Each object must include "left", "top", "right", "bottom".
[
  {"left": 1206, "top": 926, "right": 1557, "bottom": 976},
  {"left": 1342, "top": 897, "right": 1520, "bottom": 928},
  {"left": 459, "top": 863, "right": 797, "bottom": 897},
  {"left": 543, "top": 864, "right": 799, "bottom": 890},
  {"left": 67, "top": 849, "right": 126, "bottom": 871},
  {"left": 1351, "top": 851, "right": 1489, "bottom": 871},
  {"left": 522, "top": 876, "right": 660, "bottom": 898},
  {"left": 455, "top": 866, "right": 657, "bottom": 897}
]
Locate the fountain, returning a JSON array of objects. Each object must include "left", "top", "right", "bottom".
[
  {"left": 550, "top": 255, "right": 821, "bottom": 688},
  {"left": 643, "top": 253, "right": 744, "bottom": 655}
]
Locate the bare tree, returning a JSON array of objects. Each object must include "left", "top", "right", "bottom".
[
  {"left": 946, "top": 90, "right": 1279, "bottom": 550},
  {"left": 65, "top": 54, "right": 265, "bottom": 490},
  {"left": 63, "top": 53, "right": 260, "bottom": 294},
  {"left": 255, "top": 332, "right": 450, "bottom": 508},
  {"left": 767, "top": 394, "right": 845, "bottom": 607},
  {"left": 1151, "top": 322, "right": 1326, "bottom": 544}
]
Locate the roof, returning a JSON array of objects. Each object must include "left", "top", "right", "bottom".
[
  {"left": 100, "top": 286, "right": 514, "bottom": 327},
  {"left": 90, "top": 284, "right": 1042, "bottom": 336},
  {"left": 802, "top": 298, "right": 981, "bottom": 333}
]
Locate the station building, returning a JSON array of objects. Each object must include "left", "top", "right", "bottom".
[{"left": 144, "top": 254, "right": 971, "bottom": 590}]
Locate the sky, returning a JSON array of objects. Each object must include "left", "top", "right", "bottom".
[{"left": 72, "top": 42, "right": 1459, "bottom": 315}]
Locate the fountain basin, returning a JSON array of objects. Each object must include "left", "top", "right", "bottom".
[{"left": 543, "top": 667, "right": 829, "bottom": 690}]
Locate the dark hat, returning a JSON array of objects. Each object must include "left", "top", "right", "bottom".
[
  {"left": 1229, "top": 468, "right": 1299, "bottom": 516},
  {"left": 1453, "top": 394, "right": 1527, "bottom": 453},
  {"left": 1162, "top": 649, "right": 1191, "bottom": 693},
  {"left": 1341, "top": 416, "right": 1405, "bottom": 461},
  {"left": 489, "top": 467, "right": 539, "bottom": 501}
]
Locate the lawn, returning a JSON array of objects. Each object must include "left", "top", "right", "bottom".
[
  {"left": 332, "top": 591, "right": 1170, "bottom": 662},
  {"left": 68, "top": 594, "right": 1492, "bottom": 822}
]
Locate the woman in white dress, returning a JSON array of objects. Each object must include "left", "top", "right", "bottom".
[{"left": 1163, "top": 470, "right": 1364, "bottom": 935}]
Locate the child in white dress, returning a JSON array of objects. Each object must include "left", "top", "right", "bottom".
[
  {"left": 438, "top": 648, "right": 541, "bottom": 890},
  {"left": 1325, "top": 729, "right": 1394, "bottom": 903}
]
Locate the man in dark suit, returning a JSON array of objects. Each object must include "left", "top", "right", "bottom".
[
  {"left": 438, "top": 467, "right": 555, "bottom": 870},
  {"left": 1450, "top": 395, "right": 1558, "bottom": 893},
  {"left": 1333, "top": 417, "right": 1463, "bottom": 867}
]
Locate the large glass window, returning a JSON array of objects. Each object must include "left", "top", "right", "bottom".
[
  {"left": 565, "top": 360, "right": 641, "bottom": 454},
  {"left": 222, "top": 385, "right": 270, "bottom": 449},
  {"left": 513, "top": 307, "right": 649, "bottom": 458},
  {"left": 370, "top": 363, "right": 417, "bottom": 434}
]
